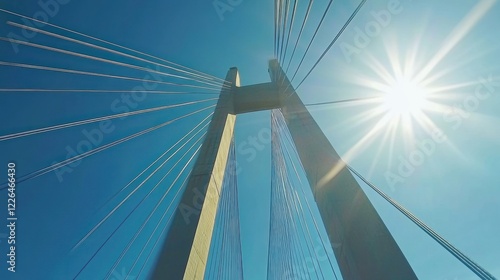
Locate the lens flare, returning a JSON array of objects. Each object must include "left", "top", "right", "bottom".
[{"left": 382, "top": 77, "right": 428, "bottom": 118}]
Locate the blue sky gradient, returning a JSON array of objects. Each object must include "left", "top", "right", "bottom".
[{"left": 0, "top": 0, "right": 499, "bottom": 279}]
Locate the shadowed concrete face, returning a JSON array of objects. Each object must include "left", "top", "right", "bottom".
[
  {"left": 152, "top": 60, "right": 416, "bottom": 280},
  {"left": 151, "top": 68, "right": 239, "bottom": 280}
]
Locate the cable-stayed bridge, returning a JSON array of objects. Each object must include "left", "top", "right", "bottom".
[{"left": 0, "top": 1, "right": 498, "bottom": 279}]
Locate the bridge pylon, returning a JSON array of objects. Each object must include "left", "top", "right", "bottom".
[{"left": 152, "top": 60, "right": 417, "bottom": 280}]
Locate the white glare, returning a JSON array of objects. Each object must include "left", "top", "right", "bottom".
[{"left": 382, "top": 77, "right": 427, "bottom": 118}]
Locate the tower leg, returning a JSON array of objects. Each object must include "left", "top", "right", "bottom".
[
  {"left": 269, "top": 59, "right": 417, "bottom": 280},
  {"left": 151, "top": 68, "right": 239, "bottom": 280}
]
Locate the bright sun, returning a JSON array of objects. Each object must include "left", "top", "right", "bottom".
[{"left": 382, "top": 77, "right": 428, "bottom": 118}]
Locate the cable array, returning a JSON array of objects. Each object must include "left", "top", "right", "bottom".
[
  {"left": 0, "top": 9, "right": 228, "bottom": 95},
  {"left": 348, "top": 165, "right": 497, "bottom": 280},
  {"left": 267, "top": 109, "right": 340, "bottom": 280},
  {"left": 0, "top": 2, "right": 496, "bottom": 279},
  {"left": 0, "top": 7, "right": 229, "bottom": 279},
  {"left": 274, "top": 0, "right": 369, "bottom": 89},
  {"left": 204, "top": 138, "right": 244, "bottom": 280}
]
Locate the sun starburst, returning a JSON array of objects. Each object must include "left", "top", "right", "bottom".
[{"left": 381, "top": 75, "right": 428, "bottom": 119}]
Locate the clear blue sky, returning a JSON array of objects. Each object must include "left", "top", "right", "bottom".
[{"left": 0, "top": 0, "right": 499, "bottom": 279}]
